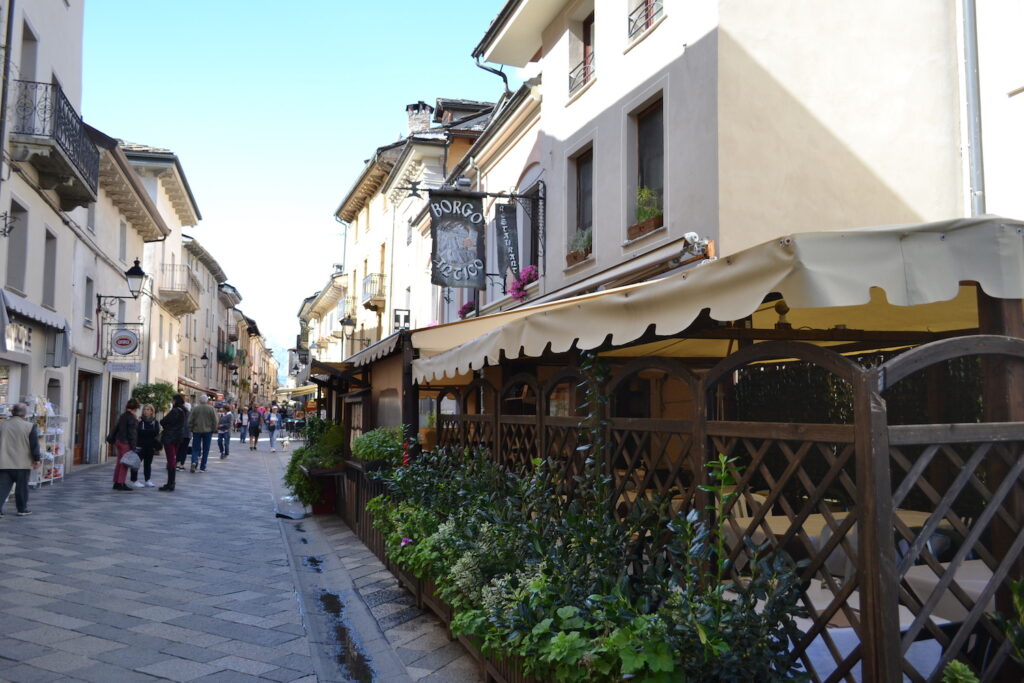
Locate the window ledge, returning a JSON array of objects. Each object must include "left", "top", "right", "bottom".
[
  {"left": 621, "top": 224, "right": 667, "bottom": 248},
  {"left": 564, "top": 255, "right": 594, "bottom": 271},
  {"left": 566, "top": 76, "right": 596, "bottom": 106},
  {"left": 624, "top": 14, "right": 668, "bottom": 55},
  {"left": 83, "top": 319, "right": 94, "bottom": 330}
]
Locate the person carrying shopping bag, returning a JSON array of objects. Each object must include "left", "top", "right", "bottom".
[{"left": 130, "top": 404, "right": 161, "bottom": 488}]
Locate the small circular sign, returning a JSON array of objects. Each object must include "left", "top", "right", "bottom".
[{"left": 111, "top": 329, "right": 139, "bottom": 355}]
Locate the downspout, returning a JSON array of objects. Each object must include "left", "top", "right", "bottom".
[
  {"left": 474, "top": 55, "right": 511, "bottom": 97},
  {"left": 0, "top": 0, "right": 16, "bottom": 205},
  {"left": 962, "top": 0, "right": 985, "bottom": 216},
  {"left": 333, "top": 215, "right": 349, "bottom": 274}
]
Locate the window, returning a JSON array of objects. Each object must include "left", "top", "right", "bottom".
[
  {"left": 86, "top": 203, "right": 96, "bottom": 233},
  {"left": 42, "top": 230, "right": 57, "bottom": 308},
  {"left": 159, "top": 314, "right": 164, "bottom": 348},
  {"left": 118, "top": 220, "right": 127, "bottom": 262},
  {"left": 574, "top": 148, "right": 594, "bottom": 236},
  {"left": 84, "top": 277, "right": 94, "bottom": 327},
  {"left": 635, "top": 99, "right": 664, "bottom": 215},
  {"left": 569, "top": 12, "right": 596, "bottom": 95},
  {"left": 5, "top": 201, "right": 28, "bottom": 292},
  {"left": 628, "top": 0, "right": 664, "bottom": 40}
]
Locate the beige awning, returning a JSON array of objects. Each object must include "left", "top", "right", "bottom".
[
  {"left": 346, "top": 332, "right": 401, "bottom": 367},
  {"left": 413, "top": 216, "right": 1024, "bottom": 383},
  {"left": 276, "top": 384, "right": 317, "bottom": 398}
]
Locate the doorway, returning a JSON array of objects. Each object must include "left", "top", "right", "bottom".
[
  {"left": 108, "top": 378, "right": 129, "bottom": 461},
  {"left": 74, "top": 372, "right": 97, "bottom": 465}
]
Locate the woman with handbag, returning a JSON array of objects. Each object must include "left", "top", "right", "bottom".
[
  {"left": 110, "top": 398, "right": 139, "bottom": 491},
  {"left": 158, "top": 394, "right": 187, "bottom": 491},
  {"left": 130, "top": 404, "right": 161, "bottom": 488}
]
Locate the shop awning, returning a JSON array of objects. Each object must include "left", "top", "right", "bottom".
[
  {"left": 177, "top": 376, "right": 217, "bottom": 396},
  {"left": 413, "top": 216, "right": 1024, "bottom": 383},
  {"left": 345, "top": 332, "right": 401, "bottom": 367},
  {"left": 276, "top": 384, "right": 317, "bottom": 398},
  {"left": 0, "top": 290, "right": 72, "bottom": 366}
]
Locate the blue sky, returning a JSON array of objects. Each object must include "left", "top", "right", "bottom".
[{"left": 82, "top": 0, "right": 512, "bottom": 379}]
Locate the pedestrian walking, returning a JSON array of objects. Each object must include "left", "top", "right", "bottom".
[
  {"left": 217, "top": 404, "right": 233, "bottom": 459},
  {"left": 247, "top": 404, "right": 262, "bottom": 451},
  {"left": 266, "top": 406, "right": 282, "bottom": 452},
  {"left": 239, "top": 408, "right": 249, "bottom": 443},
  {"left": 177, "top": 401, "right": 191, "bottom": 471},
  {"left": 110, "top": 398, "right": 139, "bottom": 491},
  {"left": 0, "top": 403, "right": 42, "bottom": 516},
  {"left": 130, "top": 404, "right": 161, "bottom": 488},
  {"left": 189, "top": 394, "right": 217, "bottom": 473},
  {"left": 158, "top": 394, "right": 188, "bottom": 491}
]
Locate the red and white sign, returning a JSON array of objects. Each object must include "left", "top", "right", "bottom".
[{"left": 111, "top": 329, "right": 139, "bottom": 355}]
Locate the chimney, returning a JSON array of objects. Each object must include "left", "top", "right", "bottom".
[{"left": 406, "top": 101, "right": 434, "bottom": 135}]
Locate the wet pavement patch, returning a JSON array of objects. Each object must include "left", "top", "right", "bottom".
[
  {"left": 294, "top": 523, "right": 306, "bottom": 532},
  {"left": 301, "top": 555, "right": 324, "bottom": 573},
  {"left": 319, "top": 590, "right": 374, "bottom": 682},
  {"left": 300, "top": 537, "right": 309, "bottom": 544}
]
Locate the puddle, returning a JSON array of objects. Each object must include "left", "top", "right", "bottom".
[
  {"left": 319, "top": 591, "right": 374, "bottom": 682},
  {"left": 301, "top": 556, "right": 324, "bottom": 573},
  {"left": 300, "top": 537, "right": 309, "bottom": 544},
  {"left": 294, "top": 523, "right": 306, "bottom": 532}
]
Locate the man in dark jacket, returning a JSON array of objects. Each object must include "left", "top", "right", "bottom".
[{"left": 0, "top": 403, "right": 42, "bottom": 516}]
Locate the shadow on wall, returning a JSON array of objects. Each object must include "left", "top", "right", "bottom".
[{"left": 717, "top": 28, "right": 944, "bottom": 252}]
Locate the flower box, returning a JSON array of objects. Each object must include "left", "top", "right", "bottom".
[
  {"left": 298, "top": 465, "right": 345, "bottom": 514},
  {"left": 626, "top": 213, "right": 663, "bottom": 240},
  {"left": 565, "top": 249, "right": 591, "bottom": 267},
  {"left": 421, "top": 577, "right": 452, "bottom": 628}
]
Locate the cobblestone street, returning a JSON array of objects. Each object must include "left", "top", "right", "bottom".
[{"left": 0, "top": 441, "right": 475, "bottom": 683}]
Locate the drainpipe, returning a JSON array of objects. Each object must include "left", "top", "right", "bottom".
[
  {"left": 962, "top": 0, "right": 985, "bottom": 216},
  {"left": 333, "top": 215, "right": 349, "bottom": 274},
  {"left": 474, "top": 55, "right": 511, "bottom": 98},
  {"left": 0, "top": 0, "right": 16, "bottom": 205}
]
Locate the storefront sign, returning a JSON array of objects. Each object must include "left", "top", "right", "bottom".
[
  {"left": 429, "top": 191, "right": 486, "bottom": 289},
  {"left": 106, "top": 361, "right": 141, "bottom": 373},
  {"left": 110, "top": 329, "right": 139, "bottom": 355},
  {"left": 495, "top": 203, "right": 520, "bottom": 279}
]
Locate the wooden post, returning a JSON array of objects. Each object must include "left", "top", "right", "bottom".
[
  {"left": 400, "top": 333, "right": 419, "bottom": 452},
  {"left": 977, "top": 290, "right": 1024, "bottom": 615},
  {"left": 854, "top": 370, "right": 902, "bottom": 682}
]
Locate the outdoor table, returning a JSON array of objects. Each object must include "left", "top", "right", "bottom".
[{"left": 903, "top": 559, "right": 993, "bottom": 622}]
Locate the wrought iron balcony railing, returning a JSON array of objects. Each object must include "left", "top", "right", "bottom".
[
  {"left": 361, "top": 273, "right": 387, "bottom": 304},
  {"left": 568, "top": 51, "right": 596, "bottom": 95},
  {"left": 11, "top": 80, "right": 99, "bottom": 194},
  {"left": 628, "top": 0, "right": 664, "bottom": 40}
]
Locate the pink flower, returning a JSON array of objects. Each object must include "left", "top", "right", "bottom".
[
  {"left": 509, "top": 266, "right": 539, "bottom": 302},
  {"left": 400, "top": 537, "right": 413, "bottom": 547}
]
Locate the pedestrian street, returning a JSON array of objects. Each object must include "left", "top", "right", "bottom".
[{"left": 0, "top": 440, "right": 473, "bottom": 683}]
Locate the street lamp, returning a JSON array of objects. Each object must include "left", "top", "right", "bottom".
[
  {"left": 200, "top": 351, "right": 209, "bottom": 368},
  {"left": 340, "top": 315, "right": 370, "bottom": 347},
  {"left": 97, "top": 258, "right": 148, "bottom": 311},
  {"left": 231, "top": 369, "right": 239, "bottom": 385}
]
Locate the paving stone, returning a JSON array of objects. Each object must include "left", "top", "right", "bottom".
[
  {"left": 22, "top": 650, "right": 97, "bottom": 674},
  {"left": 259, "top": 667, "right": 310, "bottom": 682},
  {"left": 158, "top": 642, "right": 229, "bottom": 664},
  {"left": 48, "top": 635, "right": 126, "bottom": 656},
  {"left": 205, "top": 654, "right": 277, "bottom": 675},
  {"left": 135, "top": 657, "right": 222, "bottom": 682},
  {"left": 0, "top": 663, "right": 67, "bottom": 682}
]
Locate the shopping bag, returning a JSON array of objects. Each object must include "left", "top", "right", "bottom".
[{"left": 120, "top": 450, "right": 142, "bottom": 469}]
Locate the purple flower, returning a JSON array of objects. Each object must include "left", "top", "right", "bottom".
[{"left": 400, "top": 537, "right": 413, "bottom": 547}]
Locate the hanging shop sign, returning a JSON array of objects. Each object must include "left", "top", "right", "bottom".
[
  {"left": 495, "top": 203, "right": 520, "bottom": 279},
  {"left": 429, "top": 191, "right": 486, "bottom": 289},
  {"left": 110, "top": 329, "right": 139, "bottom": 355},
  {"left": 394, "top": 308, "right": 411, "bottom": 330},
  {"left": 107, "top": 361, "right": 142, "bottom": 373}
]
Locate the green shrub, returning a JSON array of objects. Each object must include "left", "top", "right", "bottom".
[
  {"left": 635, "top": 186, "right": 662, "bottom": 222},
  {"left": 352, "top": 426, "right": 404, "bottom": 464},
  {"left": 942, "top": 660, "right": 979, "bottom": 682},
  {"left": 282, "top": 446, "right": 323, "bottom": 506},
  {"left": 131, "top": 382, "right": 175, "bottom": 414}
]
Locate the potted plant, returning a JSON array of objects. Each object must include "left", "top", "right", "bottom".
[
  {"left": 351, "top": 425, "right": 404, "bottom": 471},
  {"left": 508, "top": 265, "right": 539, "bottom": 302},
  {"left": 627, "top": 186, "right": 663, "bottom": 240},
  {"left": 565, "top": 226, "right": 592, "bottom": 266},
  {"left": 283, "top": 417, "right": 346, "bottom": 514},
  {"left": 457, "top": 300, "right": 477, "bottom": 320}
]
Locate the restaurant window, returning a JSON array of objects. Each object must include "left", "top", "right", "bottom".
[{"left": 634, "top": 98, "right": 664, "bottom": 218}]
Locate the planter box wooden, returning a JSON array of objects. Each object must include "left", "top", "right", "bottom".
[
  {"left": 626, "top": 213, "right": 663, "bottom": 240},
  {"left": 565, "top": 249, "right": 591, "bottom": 267},
  {"left": 392, "top": 562, "right": 421, "bottom": 602},
  {"left": 299, "top": 465, "right": 345, "bottom": 515},
  {"left": 421, "top": 577, "right": 452, "bottom": 628}
]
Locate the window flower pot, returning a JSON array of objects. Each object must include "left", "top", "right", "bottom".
[
  {"left": 565, "top": 248, "right": 591, "bottom": 267},
  {"left": 626, "top": 213, "right": 663, "bottom": 240}
]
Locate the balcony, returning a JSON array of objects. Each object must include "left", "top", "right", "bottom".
[
  {"left": 217, "top": 343, "right": 237, "bottom": 364},
  {"left": 568, "top": 51, "right": 595, "bottom": 96},
  {"left": 157, "top": 264, "right": 202, "bottom": 316},
  {"left": 361, "top": 273, "right": 387, "bottom": 311},
  {"left": 9, "top": 80, "right": 99, "bottom": 210}
]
